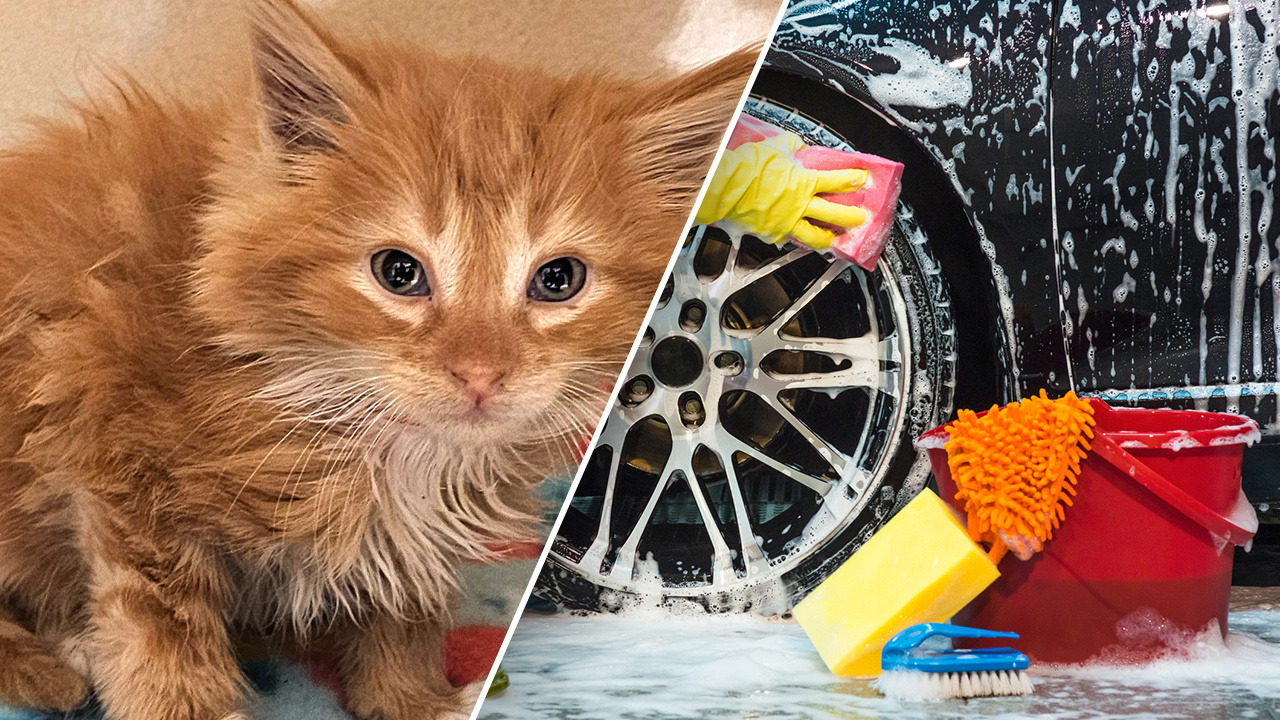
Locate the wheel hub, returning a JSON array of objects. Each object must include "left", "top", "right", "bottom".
[{"left": 651, "top": 336, "right": 704, "bottom": 389}]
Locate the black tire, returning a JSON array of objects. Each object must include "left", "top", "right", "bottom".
[{"left": 537, "top": 94, "right": 959, "bottom": 616}]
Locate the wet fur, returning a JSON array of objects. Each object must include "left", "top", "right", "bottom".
[{"left": 0, "top": 2, "right": 756, "bottom": 718}]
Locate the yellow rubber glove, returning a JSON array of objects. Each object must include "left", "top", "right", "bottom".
[{"left": 694, "top": 131, "right": 870, "bottom": 250}]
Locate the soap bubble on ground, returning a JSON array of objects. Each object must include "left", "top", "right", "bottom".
[{"left": 484, "top": 611, "right": 1280, "bottom": 720}]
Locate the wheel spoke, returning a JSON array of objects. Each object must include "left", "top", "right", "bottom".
[
  {"left": 598, "top": 418, "right": 629, "bottom": 451},
  {"left": 606, "top": 436, "right": 679, "bottom": 583},
  {"left": 751, "top": 328, "right": 900, "bottom": 396},
  {"left": 717, "top": 449, "right": 770, "bottom": 576},
  {"left": 763, "top": 261, "right": 846, "bottom": 336},
  {"left": 733, "top": 247, "right": 811, "bottom": 290},
  {"left": 682, "top": 471, "right": 736, "bottom": 586},
  {"left": 716, "top": 429, "right": 832, "bottom": 497},
  {"left": 781, "top": 364, "right": 882, "bottom": 392},
  {"left": 607, "top": 471, "right": 672, "bottom": 583},
  {"left": 819, "top": 472, "right": 859, "bottom": 518},
  {"left": 720, "top": 232, "right": 743, "bottom": 279},
  {"left": 780, "top": 332, "right": 898, "bottom": 365},
  {"left": 578, "top": 437, "right": 624, "bottom": 573},
  {"left": 756, "top": 392, "right": 847, "bottom": 475}
]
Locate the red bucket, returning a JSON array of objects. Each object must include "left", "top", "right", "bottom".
[{"left": 917, "top": 398, "right": 1260, "bottom": 664}]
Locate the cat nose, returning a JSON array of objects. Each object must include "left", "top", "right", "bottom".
[{"left": 446, "top": 362, "right": 510, "bottom": 405}]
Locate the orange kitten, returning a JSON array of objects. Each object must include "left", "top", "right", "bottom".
[{"left": 0, "top": 2, "right": 754, "bottom": 718}]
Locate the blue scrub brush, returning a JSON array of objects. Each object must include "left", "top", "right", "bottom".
[{"left": 873, "top": 623, "right": 1034, "bottom": 700}]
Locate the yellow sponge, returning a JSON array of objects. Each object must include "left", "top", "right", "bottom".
[{"left": 793, "top": 488, "right": 1000, "bottom": 676}]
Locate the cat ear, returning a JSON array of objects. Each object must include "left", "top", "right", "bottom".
[
  {"left": 626, "top": 49, "right": 760, "bottom": 213},
  {"left": 249, "top": 0, "right": 364, "bottom": 156}
]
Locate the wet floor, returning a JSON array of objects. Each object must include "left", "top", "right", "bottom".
[{"left": 481, "top": 608, "right": 1280, "bottom": 719}]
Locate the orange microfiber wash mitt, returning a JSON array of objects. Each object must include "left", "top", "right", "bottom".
[{"left": 944, "top": 390, "right": 1097, "bottom": 564}]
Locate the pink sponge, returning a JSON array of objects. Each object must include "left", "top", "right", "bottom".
[
  {"left": 727, "top": 116, "right": 776, "bottom": 148},
  {"left": 794, "top": 146, "right": 903, "bottom": 271},
  {"left": 726, "top": 116, "right": 903, "bottom": 271}
]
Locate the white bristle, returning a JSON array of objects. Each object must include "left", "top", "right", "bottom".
[{"left": 874, "top": 669, "right": 1035, "bottom": 700}]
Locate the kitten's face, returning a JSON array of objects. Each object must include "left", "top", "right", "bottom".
[
  {"left": 230, "top": 127, "right": 657, "bottom": 448},
  {"left": 196, "top": 0, "right": 753, "bottom": 450}
]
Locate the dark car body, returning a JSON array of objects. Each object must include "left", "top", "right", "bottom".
[{"left": 762, "top": 0, "right": 1279, "bottom": 515}]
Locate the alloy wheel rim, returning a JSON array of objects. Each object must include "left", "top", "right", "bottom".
[{"left": 560, "top": 215, "right": 914, "bottom": 594}]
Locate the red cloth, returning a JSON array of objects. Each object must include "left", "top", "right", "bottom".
[
  {"left": 445, "top": 625, "right": 509, "bottom": 686},
  {"left": 299, "top": 624, "right": 510, "bottom": 693}
]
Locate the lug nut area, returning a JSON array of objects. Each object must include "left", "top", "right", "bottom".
[
  {"left": 678, "top": 391, "right": 705, "bottom": 428},
  {"left": 713, "top": 350, "right": 744, "bottom": 376},
  {"left": 621, "top": 375, "right": 653, "bottom": 407},
  {"left": 679, "top": 300, "right": 707, "bottom": 333}
]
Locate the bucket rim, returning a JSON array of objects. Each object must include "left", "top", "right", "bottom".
[
  {"left": 913, "top": 398, "right": 1261, "bottom": 452},
  {"left": 1090, "top": 400, "right": 1262, "bottom": 450},
  {"left": 914, "top": 397, "right": 1260, "bottom": 548}
]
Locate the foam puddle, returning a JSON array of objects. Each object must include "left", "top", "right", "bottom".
[{"left": 484, "top": 611, "right": 1280, "bottom": 719}]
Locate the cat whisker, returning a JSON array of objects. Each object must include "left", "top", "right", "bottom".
[
  {"left": 264, "top": 384, "right": 398, "bottom": 522},
  {"left": 265, "top": 390, "right": 387, "bottom": 532},
  {"left": 310, "top": 400, "right": 392, "bottom": 554},
  {"left": 226, "top": 384, "right": 382, "bottom": 504}
]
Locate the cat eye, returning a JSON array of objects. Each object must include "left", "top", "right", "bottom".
[
  {"left": 527, "top": 257, "right": 587, "bottom": 302},
  {"left": 371, "top": 249, "right": 430, "bottom": 297}
]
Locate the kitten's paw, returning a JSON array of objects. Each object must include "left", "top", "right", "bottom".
[
  {"left": 348, "top": 680, "right": 485, "bottom": 720},
  {"left": 0, "top": 633, "right": 90, "bottom": 711}
]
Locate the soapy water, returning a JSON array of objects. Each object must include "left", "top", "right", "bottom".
[
  {"left": 1052, "top": 0, "right": 1278, "bottom": 411},
  {"left": 770, "top": 0, "right": 1278, "bottom": 427},
  {"left": 484, "top": 610, "right": 1280, "bottom": 720},
  {"left": 1161, "top": 430, "right": 1204, "bottom": 451},
  {"left": 856, "top": 36, "right": 973, "bottom": 111}
]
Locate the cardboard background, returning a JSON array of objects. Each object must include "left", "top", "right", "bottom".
[{"left": 0, "top": 0, "right": 780, "bottom": 143}]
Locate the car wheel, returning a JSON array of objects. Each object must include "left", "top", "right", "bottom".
[{"left": 538, "top": 97, "right": 958, "bottom": 615}]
